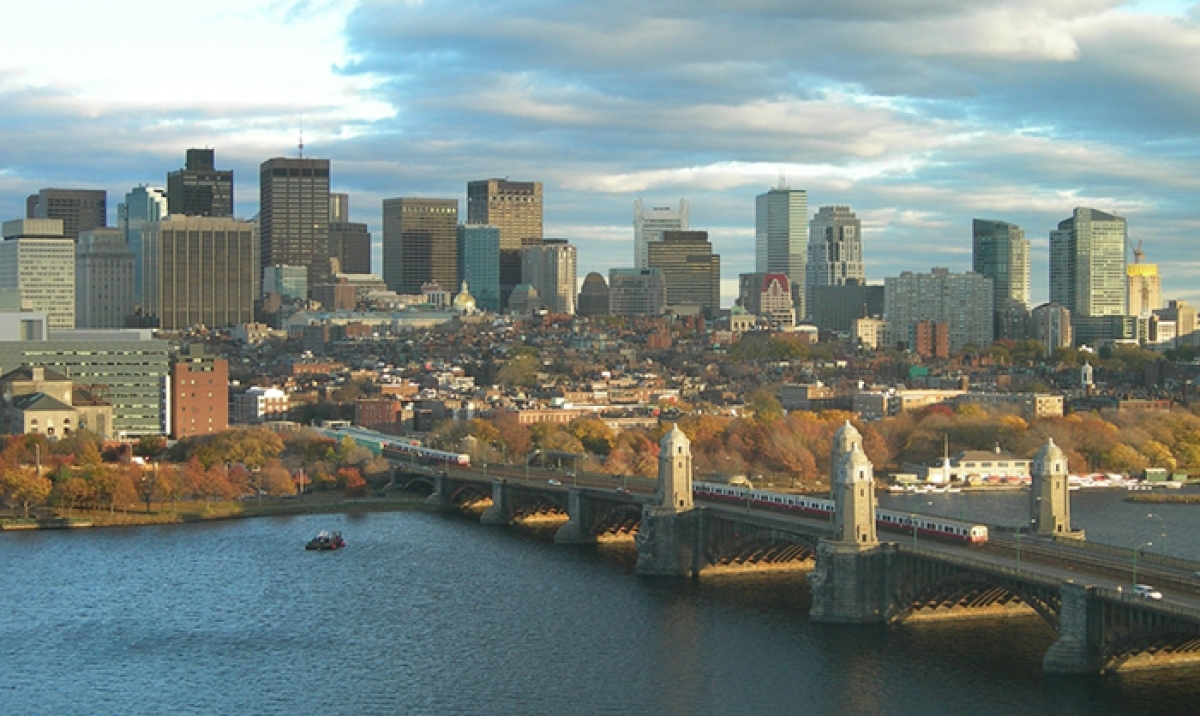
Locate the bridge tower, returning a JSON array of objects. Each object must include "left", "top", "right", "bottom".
[
  {"left": 809, "top": 422, "right": 891, "bottom": 623},
  {"left": 1031, "top": 438, "right": 1082, "bottom": 539},
  {"left": 832, "top": 422, "right": 878, "bottom": 546},
  {"left": 657, "top": 423, "right": 693, "bottom": 512},
  {"left": 635, "top": 424, "right": 698, "bottom": 577}
]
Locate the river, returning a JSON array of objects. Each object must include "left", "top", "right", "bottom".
[{"left": 3, "top": 491, "right": 1200, "bottom": 715}]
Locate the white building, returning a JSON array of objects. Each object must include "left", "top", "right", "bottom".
[
  {"left": 232, "top": 386, "right": 288, "bottom": 424},
  {"left": 634, "top": 199, "right": 688, "bottom": 269},
  {"left": 0, "top": 219, "right": 76, "bottom": 330}
]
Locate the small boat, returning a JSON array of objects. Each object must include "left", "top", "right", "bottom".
[{"left": 306, "top": 530, "right": 345, "bottom": 551}]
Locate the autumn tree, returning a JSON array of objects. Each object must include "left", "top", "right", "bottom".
[{"left": 1, "top": 466, "right": 52, "bottom": 518}]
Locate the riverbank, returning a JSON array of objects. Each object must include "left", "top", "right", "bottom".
[
  {"left": 1125, "top": 493, "right": 1200, "bottom": 504},
  {"left": 0, "top": 492, "right": 428, "bottom": 530}
]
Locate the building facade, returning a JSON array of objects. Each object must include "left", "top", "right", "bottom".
[
  {"left": 167, "top": 148, "right": 233, "bottom": 218},
  {"left": 26, "top": 188, "right": 106, "bottom": 239},
  {"left": 634, "top": 199, "right": 688, "bottom": 269},
  {"left": 755, "top": 185, "right": 807, "bottom": 317},
  {"left": 810, "top": 280, "right": 884, "bottom": 334},
  {"left": 973, "top": 219, "right": 1030, "bottom": 339},
  {"left": 0, "top": 219, "right": 76, "bottom": 330},
  {"left": 381, "top": 198, "right": 459, "bottom": 295},
  {"left": 328, "top": 193, "right": 371, "bottom": 275},
  {"left": 647, "top": 231, "right": 721, "bottom": 319},
  {"left": 884, "top": 267, "right": 993, "bottom": 353},
  {"left": 609, "top": 268, "right": 666, "bottom": 316},
  {"left": 142, "top": 216, "right": 258, "bottom": 330},
  {"left": 75, "top": 227, "right": 134, "bottom": 329},
  {"left": 577, "top": 272, "right": 610, "bottom": 317},
  {"left": 457, "top": 224, "right": 501, "bottom": 313},
  {"left": 737, "top": 273, "right": 796, "bottom": 329},
  {"left": 521, "top": 239, "right": 577, "bottom": 314},
  {"left": 1050, "top": 208, "right": 1127, "bottom": 342},
  {"left": 807, "top": 205, "right": 864, "bottom": 316},
  {"left": 0, "top": 324, "right": 170, "bottom": 436},
  {"left": 118, "top": 185, "right": 168, "bottom": 305},
  {"left": 170, "top": 344, "right": 229, "bottom": 439},
  {"left": 467, "top": 179, "right": 543, "bottom": 310},
  {"left": 1127, "top": 262, "right": 1161, "bottom": 318},
  {"left": 259, "top": 157, "right": 331, "bottom": 288}
]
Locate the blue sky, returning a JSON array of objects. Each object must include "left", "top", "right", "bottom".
[{"left": 3, "top": 0, "right": 1199, "bottom": 306}]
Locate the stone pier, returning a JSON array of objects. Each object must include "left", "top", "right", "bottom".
[{"left": 1043, "top": 582, "right": 1099, "bottom": 674}]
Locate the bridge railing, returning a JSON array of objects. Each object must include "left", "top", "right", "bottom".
[
  {"left": 989, "top": 532, "right": 1200, "bottom": 593},
  {"left": 899, "top": 544, "right": 1062, "bottom": 588},
  {"left": 1092, "top": 585, "right": 1200, "bottom": 623}
]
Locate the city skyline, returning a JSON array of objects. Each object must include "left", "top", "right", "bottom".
[{"left": 2, "top": 1, "right": 1200, "bottom": 306}]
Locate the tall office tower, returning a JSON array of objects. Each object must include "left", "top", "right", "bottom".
[
  {"left": 0, "top": 220, "right": 76, "bottom": 329},
  {"left": 755, "top": 184, "right": 808, "bottom": 317},
  {"left": 810, "top": 280, "right": 885, "bottom": 333},
  {"left": 457, "top": 224, "right": 501, "bottom": 313},
  {"left": 609, "top": 268, "right": 666, "bottom": 316},
  {"left": 259, "top": 157, "right": 331, "bottom": 288},
  {"left": 142, "top": 216, "right": 258, "bottom": 330},
  {"left": 75, "top": 228, "right": 134, "bottom": 329},
  {"left": 328, "top": 193, "right": 371, "bottom": 275},
  {"left": 1050, "top": 208, "right": 1127, "bottom": 344},
  {"left": 884, "top": 267, "right": 993, "bottom": 354},
  {"left": 647, "top": 230, "right": 721, "bottom": 319},
  {"left": 807, "top": 205, "right": 864, "bottom": 313},
  {"left": 467, "top": 179, "right": 543, "bottom": 309},
  {"left": 27, "top": 188, "right": 106, "bottom": 239},
  {"left": 381, "top": 198, "right": 459, "bottom": 295},
  {"left": 167, "top": 149, "right": 233, "bottom": 218},
  {"left": 972, "top": 219, "right": 1030, "bottom": 339},
  {"left": 634, "top": 199, "right": 688, "bottom": 269},
  {"left": 577, "top": 272, "right": 610, "bottom": 317},
  {"left": 118, "top": 185, "right": 168, "bottom": 305},
  {"left": 1126, "top": 244, "right": 1161, "bottom": 317},
  {"left": 521, "top": 239, "right": 577, "bottom": 314}
]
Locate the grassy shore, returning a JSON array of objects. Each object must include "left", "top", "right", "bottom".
[{"left": 1, "top": 492, "right": 428, "bottom": 530}]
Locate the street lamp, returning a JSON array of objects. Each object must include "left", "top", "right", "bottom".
[
  {"left": 1132, "top": 542, "right": 1152, "bottom": 585},
  {"left": 1147, "top": 513, "right": 1166, "bottom": 557}
]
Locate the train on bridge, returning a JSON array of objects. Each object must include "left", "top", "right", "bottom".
[
  {"left": 314, "top": 422, "right": 471, "bottom": 467},
  {"left": 694, "top": 481, "right": 989, "bottom": 544}
]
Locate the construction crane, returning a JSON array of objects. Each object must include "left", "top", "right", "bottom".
[{"left": 1127, "top": 236, "right": 1145, "bottom": 264}]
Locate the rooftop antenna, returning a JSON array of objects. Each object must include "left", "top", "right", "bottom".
[
  {"left": 298, "top": 115, "right": 304, "bottom": 159},
  {"left": 777, "top": 173, "right": 787, "bottom": 190}
]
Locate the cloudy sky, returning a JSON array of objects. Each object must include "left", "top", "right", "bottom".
[{"left": 3, "top": 0, "right": 1199, "bottom": 306}]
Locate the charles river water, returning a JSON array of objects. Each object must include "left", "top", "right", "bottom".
[{"left": 4, "top": 489, "right": 1200, "bottom": 715}]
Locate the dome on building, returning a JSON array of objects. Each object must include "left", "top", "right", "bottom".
[
  {"left": 453, "top": 281, "right": 477, "bottom": 313},
  {"left": 577, "top": 272, "right": 610, "bottom": 317}
]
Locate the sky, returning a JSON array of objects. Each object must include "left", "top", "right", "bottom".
[{"left": 3, "top": 0, "right": 1200, "bottom": 307}]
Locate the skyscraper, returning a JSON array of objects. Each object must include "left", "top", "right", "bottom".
[
  {"left": 577, "top": 272, "right": 610, "bottom": 317},
  {"left": 467, "top": 179, "right": 542, "bottom": 309},
  {"left": 522, "top": 239, "right": 577, "bottom": 315},
  {"left": 75, "top": 228, "right": 134, "bottom": 329},
  {"left": 609, "top": 269, "right": 666, "bottom": 317},
  {"left": 647, "top": 230, "right": 721, "bottom": 319},
  {"left": 1050, "top": 208, "right": 1127, "bottom": 344},
  {"left": 634, "top": 199, "right": 688, "bottom": 269},
  {"left": 973, "top": 219, "right": 1030, "bottom": 339},
  {"left": 167, "top": 149, "right": 233, "bottom": 218},
  {"left": 457, "top": 224, "right": 501, "bottom": 313},
  {"left": 118, "top": 185, "right": 168, "bottom": 306},
  {"left": 381, "top": 198, "right": 459, "bottom": 295},
  {"left": 807, "top": 205, "right": 864, "bottom": 315},
  {"left": 26, "top": 188, "right": 106, "bottom": 239},
  {"left": 0, "top": 219, "right": 76, "bottom": 329},
  {"left": 142, "top": 216, "right": 258, "bottom": 330},
  {"left": 259, "top": 157, "right": 331, "bottom": 288},
  {"left": 755, "top": 184, "right": 807, "bottom": 318},
  {"left": 328, "top": 193, "right": 371, "bottom": 275}
]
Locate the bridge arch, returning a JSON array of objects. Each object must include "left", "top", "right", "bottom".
[
  {"left": 894, "top": 565, "right": 1060, "bottom": 628},
  {"left": 588, "top": 503, "right": 643, "bottom": 539},
  {"left": 706, "top": 529, "right": 819, "bottom": 570}
]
